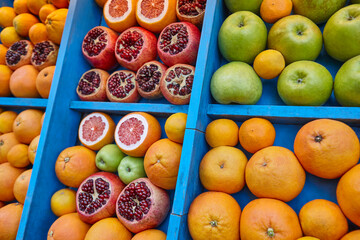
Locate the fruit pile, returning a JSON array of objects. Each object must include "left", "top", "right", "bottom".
[
  {"left": 188, "top": 117, "right": 360, "bottom": 239},
  {"left": 0, "top": 108, "right": 44, "bottom": 239},
  {"left": 47, "top": 111, "right": 187, "bottom": 239},
  {"left": 76, "top": 0, "right": 205, "bottom": 105},
  {"left": 0, "top": 0, "right": 68, "bottom": 99},
  {"left": 211, "top": 1, "right": 360, "bottom": 107}
]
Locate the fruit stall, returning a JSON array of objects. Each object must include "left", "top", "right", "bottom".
[{"left": 0, "top": 0, "right": 360, "bottom": 239}]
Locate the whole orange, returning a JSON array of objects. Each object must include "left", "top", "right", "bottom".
[
  {"left": 13, "top": 169, "right": 32, "bottom": 204},
  {"left": 0, "top": 162, "right": 26, "bottom": 201},
  {"left": 0, "top": 132, "right": 21, "bottom": 164},
  {"left": 199, "top": 146, "right": 248, "bottom": 194},
  {"left": 164, "top": 112, "right": 187, "bottom": 143},
  {"left": 0, "top": 27, "right": 24, "bottom": 48},
  {"left": 47, "top": 213, "right": 91, "bottom": 240},
  {"left": 13, "top": 13, "right": 40, "bottom": 37},
  {"left": 188, "top": 191, "right": 241, "bottom": 240},
  {"left": 27, "top": 0, "right": 48, "bottom": 15},
  {"left": 0, "top": 7, "right": 17, "bottom": 28},
  {"left": 0, "top": 202, "right": 4, "bottom": 208},
  {"left": 39, "top": 4, "right": 57, "bottom": 23},
  {"left": 0, "top": 203, "right": 23, "bottom": 240},
  {"left": 50, "top": 188, "right": 76, "bottom": 217},
  {"left": 131, "top": 229, "right": 166, "bottom": 240},
  {"left": 0, "top": 65, "right": 13, "bottom": 97},
  {"left": 7, "top": 144, "right": 31, "bottom": 168},
  {"left": 260, "top": 0, "right": 293, "bottom": 24},
  {"left": 29, "top": 22, "right": 48, "bottom": 44},
  {"left": 253, "top": 50, "right": 285, "bottom": 79},
  {"left": 50, "top": 0, "right": 69, "bottom": 8},
  {"left": 341, "top": 230, "right": 360, "bottom": 240},
  {"left": 36, "top": 65, "right": 55, "bottom": 98},
  {"left": 294, "top": 119, "right": 360, "bottom": 179},
  {"left": 297, "top": 238, "right": 320, "bottom": 240},
  {"left": 0, "top": 45, "right": 7, "bottom": 65},
  {"left": 84, "top": 218, "right": 132, "bottom": 240},
  {"left": 205, "top": 119, "right": 238, "bottom": 148},
  {"left": 10, "top": 65, "right": 40, "bottom": 98},
  {"left": 28, "top": 135, "right": 40, "bottom": 164},
  {"left": 45, "top": 8, "right": 68, "bottom": 45},
  {"left": 0, "top": 110, "right": 18, "bottom": 134},
  {"left": 14, "top": 0, "right": 30, "bottom": 14},
  {"left": 13, "top": 109, "right": 44, "bottom": 144}
]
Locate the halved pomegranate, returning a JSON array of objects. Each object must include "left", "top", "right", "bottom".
[
  {"left": 115, "top": 27, "right": 157, "bottom": 72},
  {"left": 30, "top": 41, "right": 59, "bottom": 71},
  {"left": 160, "top": 63, "right": 195, "bottom": 105},
  {"left": 76, "top": 69, "right": 109, "bottom": 101},
  {"left": 82, "top": 26, "right": 118, "bottom": 71},
  {"left": 5, "top": 40, "right": 34, "bottom": 70},
  {"left": 157, "top": 22, "right": 201, "bottom": 67},
  {"left": 106, "top": 70, "right": 140, "bottom": 103},
  {"left": 116, "top": 178, "right": 170, "bottom": 233},
  {"left": 76, "top": 172, "right": 126, "bottom": 224},
  {"left": 176, "top": 0, "right": 207, "bottom": 27},
  {"left": 135, "top": 61, "right": 167, "bottom": 99}
]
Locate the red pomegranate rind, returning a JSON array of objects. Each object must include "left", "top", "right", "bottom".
[
  {"left": 106, "top": 70, "right": 140, "bottom": 103},
  {"left": 115, "top": 27, "right": 157, "bottom": 72},
  {"left": 116, "top": 178, "right": 170, "bottom": 233},
  {"left": 5, "top": 40, "right": 34, "bottom": 70},
  {"left": 157, "top": 22, "right": 201, "bottom": 67},
  {"left": 76, "top": 69, "right": 109, "bottom": 101},
  {"left": 135, "top": 60, "right": 167, "bottom": 99},
  {"left": 76, "top": 172, "right": 126, "bottom": 224},
  {"left": 176, "top": 0, "right": 207, "bottom": 27},
  {"left": 30, "top": 41, "right": 59, "bottom": 71},
  {"left": 82, "top": 26, "right": 118, "bottom": 71}
]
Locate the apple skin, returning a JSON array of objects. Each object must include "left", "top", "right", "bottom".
[
  {"left": 118, "top": 156, "right": 147, "bottom": 185},
  {"left": 224, "top": 0, "right": 263, "bottom": 14},
  {"left": 218, "top": 11, "right": 267, "bottom": 64},
  {"left": 268, "top": 15, "right": 322, "bottom": 65},
  {"left": 334, "top": 55, "right": 360, "bottom": 106},
  {"left": 277, "top": 61, "right": 333, "bottom": 106},
  {"left": 323, "top": 4, "right": 360, "bottom": 62},
  {"left": 352, "top": 0, "right": 360, "bottom": 3},
  {"left": 95, "top": 144, "right": 125, "bottom": 172},
  {"left": 292, "top": 0, "right": 347, "bottom": 24},
  {"left": 210, "top": 61, "right": 262, "bottom": 105}
]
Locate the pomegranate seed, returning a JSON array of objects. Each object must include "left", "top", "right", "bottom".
[
  {"left": 83, "top": 28, "right": 108, "bottom": 57},
  {"left": 116, "top": 30, "right": 144, "bottom": 61},
  {"left": 78, "top": 71, "right": 101, "bottom": 95},
  {"left": 31, "top": 41, "right": 55, "bottom": 65},
  {"left": 107, "top": 71, "right": 135, "bottom": 99},
  {"left": 159, "top": 24, "right": 189, "bottom": 55}
]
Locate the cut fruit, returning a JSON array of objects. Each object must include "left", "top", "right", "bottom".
[
  {"left": 76, "top": 69, "right": 109, "bottom": 102},
  {"left": 78, "top": 112, "right": 115, "bottom": 151},
  {"left": 136, "top": 0, "right": 177, "bottom": 33},
  {"left": 103, "top": 0, "right": 137, "bottom": 33},
  {"left": 176, "top": 0, "right": 207, "bottom": 27},
  {"left": 115, "top": 112, "right": 161, "bottom": 157},
  {"left": 106, "top": 70, "right": 140, "bottom": 103},
  {"left": 5, "top": 40, "right": 34, "bottom": 70}
]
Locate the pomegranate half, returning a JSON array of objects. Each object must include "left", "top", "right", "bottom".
[
  {"left": 31, "top": 40, "right": 59, "bottom": 71},
  {"left": 76, "top": 69, "right": 109, "bottom": 101},
  {"left": 5, "top": 40, "right": 34, "bottom": 70},
  {"left": 106, "top": 70, "right": 140, "bottom": 103},
  {"left": 176, "top": 0, "right": 207, "bottom": 27}
]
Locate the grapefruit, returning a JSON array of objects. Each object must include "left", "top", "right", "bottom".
[{"left": 104, "top": 0, "right": 137, "bottom": 33}]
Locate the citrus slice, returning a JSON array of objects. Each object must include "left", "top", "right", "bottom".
[
  {"left": 115, "top": 112, "right": 161, "bottom": 157},
  {"left": 104, "top": 0, "right": 137, "bottom": 33},
  {"left": 136, "top": 0, "right": 177, "bottom": 33},
  {"left": 78, "top": 112, "right": 115, "bottom": 151}
]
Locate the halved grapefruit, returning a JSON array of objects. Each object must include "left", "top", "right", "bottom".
[
  {"left": 115, "top": 112, "right": 161, "bottom": 157},
  {"left": 78, "top": 112, "right": 115, "bottom": 151},
  {"left": 136, "top": 0, "right": 177, "bottom": 33},
  {"left": 103, "top": 0, "right": 137, "bottom": 33}
]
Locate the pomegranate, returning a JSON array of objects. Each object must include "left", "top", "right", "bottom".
[
  {"left": 176, "top": 0, "right": 207, "bottom": 27},
  {"left": 31, "top": 41, "right": 59, "bottom": 71},
  {"left": 157, "top": 22, "right": 200, "bottom": 67},
  {"left": 115, "top": 27, "right": 157, "bottom": 72},
  {"left": 106, "top": 70, "right": 140, "bottom": 103},
  {"left": 82, "top": 26, "right": 118, "bottom": 71},
  {"left": 116, "top": 178, "right": 170, "bottom": 233},
  {"left": 135, "top": 61, "right": 167, "bottom": 100},
  {"left": 160, "top": 63, "right": 195, "bottom": 105},
  {"left": 76, "top": 69, "right": 109, "bottom": 101},
  {"left": 5, "top": 40, "right": 34, "bottom": 70},
  {"left": 76, "top": 172, "right": 126, "bottom": 224}
]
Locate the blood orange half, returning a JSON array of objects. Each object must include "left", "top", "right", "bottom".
[
  {"left": 115, "top": 112, "right": 161, "bottom": 157},
  {"left": 78, "top": 112, "right": 115, "bottom": 151},
  {"left": 104, "top": 0, "right": 137, "bottom": 33}
]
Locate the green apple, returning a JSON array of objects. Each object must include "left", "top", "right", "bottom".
[
  {"left": 218, "top": 11, "right": 267, "bottom": 64},
  {"left": 352, "top": 0, "right": 360, "bottom": 3},
  {"left": 323, "top": 4, "right": 360, "bottom": 62},
  {"left": 210, "top": 61, "right": 262, "bottom": 105},
  {"left": 292, "top": 0, "right": 347, "bottom": 24},
  {"left": 268, "top": 15, "right": 323, "bottom": 64},
  {"left": 95, "top": 144, "right": 125, "bottom": 172},
  {"left": 117, "top": 156, "right": 147, "bottom": 184},
  {"left": 277, "top": 61, "right": 333, "bottom": 106},
  {"left": 334, "top": 55, "right": 360, "bottom": 106},
  {"left": 224, "top": 0, "right": 263, "bottom": 14}
]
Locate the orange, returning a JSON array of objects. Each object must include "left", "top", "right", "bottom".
[
  {"left": 0, "top": 132, "right": 21, "bottom": 164},
  {"left": 132, "top": 229, "right": 166, "bottom": 240},
  {"left": 95, "top": 0, "right": 107, "bottom": 8},
  {"left": 27, "top": 0, "right": 48, "bottom": 15},
  {"left": 0, "top": 7, "right": 17, "bottom": 28},
  {"left": 240, "top": 198, "right": 303, "bottom": 240},
  {"left": 13, "top": 169, "right": 32, "bottom": 204},
  {"left": 0, "top": 44, "right": 7, "bottom": 65},
  {"left": 39, "top": 4, "right": 57, "bottom": 23},
  {"left": 205, "top": 119, "right": 238, "bottom": 148},
  {"left": 260, "top": 0, "right": 293, "bottom": 24},
  {"left": 0, "top": 65, "right": 12, "bottom": 97},
  {"left": 164, "top": 112, "right": 187, "bottom": 143},
  {"left": 45, "top": 8, "right": 67, "bottom": 45},
  {"left": 28, "top": 135, "right": 40, "bottom": 164},
  {"left": 0, "top": 163, "right": 26, "bottom": 201},
  {"left": 36, "top": 65, "right": 55, "bottom": 98},
  {"left": 298, "top": 238, "right": 320, "bottom": 240},
  {"left": 239, "top": 117, "right": 276, "bottom": 153},
  {"left": 55, "top": 146, "right": 98, "bottom": 188},
  {"left": 0, "top": 27, "right": 24, "bottom": 48},
  {"left": 29, "top": 22, "right": 48, "bottom": 44},
  {"left": 50, "top": 0, "right": 69, "bottom": 8},
  {"left": 341, "top": 230, "right": 360, "bottom": 240},
  {"left": 13, "top": 109, "right": 44, "bottom": 144},
  {"left": 14, "top": 0, "right": 30, "bottom": 14},
  {"left": 0, "top": 202, "right": 4, "bottom": 208},
  {"left": 47, "top": 213, "right": 91, "bottom": 240},
  {"left": 41, "top": 112, "right": 45, "bottom": 125},
  {"left": 0, "top": 112, "right": 16, "bottom": 135},
  {"left": 9, "top": 65, "right": 40, "bottom": 98},
  {"left": 245, "top": 146, "right": 306, "bottom": 202},
  {"left": 337, "top": 164, "right": 360, "bottom": 227},
  {"left": 104, "top": 0, "right": 137, "bottom": 33},
  {"left": 144, "top": 138, "right": 182, "bottom": 190},
  {"left": 84, "top": 218, "right": 132, "bottom": 240},
  {"left": 294, "top": 119, "right": 360, "bottom": 179},
  {"left": 13, "top": 13, "right": 40, "bottom": 37},
  {"left": 199, "top": 146, "right": 248, "bottom": 194},
  {"left": 136, "top": 0, "right": 177, "bottom": 33},
  {"left": 299, "top": 199, "right": 348, "bottom": 240},
  {"left": 253, "top": 50, "right": 285, "bottom": 79},
  {"left": 188, "top": 191, "right": 241, "bottom": 240},
  {"left": 50, "top": 188, "right": 76, "bottom": 217},
  {"left": 7, "top": 144, "right": 31, "bottom": 168},
  {"left": 0, "top": 203, "right": 23, "bottom": 240}
]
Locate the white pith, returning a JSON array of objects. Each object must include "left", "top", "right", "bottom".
[
  {"left": 78, "top": 112, "right": 110, "bottom": 146},
  {"left": 137, "top": 0, "right": 168, "bottom": 23},
  {"left": 104, "top": 0, "right": 132, "bottom": 22}
]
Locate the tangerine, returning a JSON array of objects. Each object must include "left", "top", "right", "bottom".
[
  {"left": 39, "top": 4, "right": 57, "bottom": 23},
  {"left": 14, "top": 0, "right": 30, "bottom": 14},
  {"left": 205, "top": 119, "right": 238, "bottom": 148},
  {"left": 0, "top": 27, "right": 24, "bottom": 48},
  {"left": 13, "top": 13, "right": 40, "bottom": 37},
  {"left": 260, "top": 0, "right": 293, "bottom": 24},
  {"left": 29, "top": 23, "right": 48, "bottom": 44},
  {"left": 50, "top": 188, "right": 76, "bottom": 217},
  {"left": 253, "top": 50, "right": 285, "bottom": 79},
  {"left": 0, "top": 132, "right": 21, "bottom": 164},
  {"left": 0, "top": 7, "right": 17, "bottom": 28},
  {"left": 164, "top": 112, "right": 187, "bottom": 143},
  {"left": 7, "top": 144, "right": 31, "bottom": 168},
  {"left": 13, "top": 169, "right": 32, "bottom": 204},
  {"left": 36, "top": 65, "right": 55, "bottom": 98},
  {"left": 0, "top": 111, "right": 17, "bottom": 134}
]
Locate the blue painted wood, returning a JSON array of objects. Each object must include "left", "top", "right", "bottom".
[
  {"left": 0, "top": 97, "right": 48, "bottom": 108},
  {"left": 0, "top": 0, "right": 12, "bottom": 7},
  {"left": 167, "top": 214, "right": 192, "bottom": 240}
]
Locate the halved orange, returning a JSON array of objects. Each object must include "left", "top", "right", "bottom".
[{"left": 103, "top": 0, "right": 137, "bottom": 33}]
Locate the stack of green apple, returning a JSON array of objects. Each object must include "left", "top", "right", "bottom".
[{"left": 211, "top": 0, "right": 360, "bottom": 107}]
